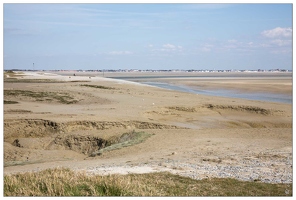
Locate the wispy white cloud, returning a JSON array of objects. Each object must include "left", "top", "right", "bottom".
[
  {"left": 5, "top": 19, "right": 103, "bottom": 28},
  {"left": 160, "top": 43, "right": 183, "bottom": 52},
  {"left": 227, "top": 39, "right": 237, "bottom": 43},
  {"left": 181, "top": 4, "right": 233, "bottom": 10},
  {"left": 4, "top": 27, "right": 32, "bottom": 35},
  {"left": 147, "top": 43, "right": 184, "bottom": 57},
  {"left": 261, "top": 27, "right": 292, "bottom": 49},
  {"left": 194, "top": 27, "right": 292, "bottom": 55},
  {"left": 163, "top": 43, "right": 175, "bottom": 49},
  {"left": 223, "top": 40, "right": 240, "bottom": 50},
  {"left": 199, "top": 39, "right": 258, "bottom": 54},
  {"left": 261, "top": 27, "right": 292, "bottom": 38},
  {"left": 108, "top": 51, "right": 133, "bottom": 55},
  {"left": 270, "top": 39, "right": 291, "bottom": 47},
  {"left": 270, "top": 49, "right": 292, "bottom": 54},
  {"left": 200, "top": 44, "right": 214, "bottom": 52},
  {"left": 4, "top": 4, "right": 164, "bottom": 31}
]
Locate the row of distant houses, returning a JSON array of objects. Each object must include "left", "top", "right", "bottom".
[{"left": 4, "top": 69, "right": 292, "bottom": 73}]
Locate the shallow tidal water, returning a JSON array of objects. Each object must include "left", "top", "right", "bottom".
[{"left": 142, "top": 82, "right": 292, "bottom": 104}]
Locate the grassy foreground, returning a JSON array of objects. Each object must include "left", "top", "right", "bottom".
[{"left": 4, "top": 168, "right": 292, "bottom": 196}]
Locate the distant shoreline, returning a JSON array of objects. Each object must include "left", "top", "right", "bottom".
[
  {"left": 46, "top": 71, "right": 292, "bottom": 79},
  {"left": 43, "top": 70, "right": 292, "bottom": 104}
]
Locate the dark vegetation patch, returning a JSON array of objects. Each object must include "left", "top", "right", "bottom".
[
  {"left": 4, "top": 100, "right": 19, "bottom": 104},
  {"left": 4, "top": 90, "right": 78, "bottom": 104},
  {"left": 5, "top": 109, "right": 32, "bottom": 113},
  {"left": 80, "top": 84, "right": 115, "bottom": 90},
  {"left": 206, "top": 104, "right": 277, "bottom": 115},
  {"left": 70, "top": 80, "right": 91, "bottom": 83},
  {"left": 4, "top": 78, "right": 65, "bottom": 83},
  {"left": 5, "top": 70, "right": 15, "bottom": 74},
  {"left": 167, "top": 106, "right": 196, "bottom": 112}
]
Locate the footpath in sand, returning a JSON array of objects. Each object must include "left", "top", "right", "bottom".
[{"left": 3, "top": 71, "right": 292, "bottom": 183}]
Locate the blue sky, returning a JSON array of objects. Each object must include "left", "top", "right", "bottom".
[{"left": 3, "top": 3, "right": 293, "bottom": 70}]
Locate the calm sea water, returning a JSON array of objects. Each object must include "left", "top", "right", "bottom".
[
  {"left": 56, "top": 72, "right": 292, "bottom": 104},
  {"left": 141, "top": 81, "right": 292, "bottom": 104}
]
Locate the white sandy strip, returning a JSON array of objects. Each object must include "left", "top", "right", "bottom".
[
  {"left": 75, "top": 162, "right": 292, "bottom": 183},
  {"left": 18, "top": 71, "right": 154, "bottom": 87},
  {"left": 78, "top": 166, "right": 172, "bottom": 176}
]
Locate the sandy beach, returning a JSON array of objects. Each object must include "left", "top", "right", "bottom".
[{"left": 3, "top": 71, "right": 292, "bottom": 183}]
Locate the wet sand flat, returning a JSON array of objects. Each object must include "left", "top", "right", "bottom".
[
  {"left": 162, "top": 77, "right": 292, "bottom": 95},
  {"left": 52, "top": 71, "right": 293, "bottom": 96}
]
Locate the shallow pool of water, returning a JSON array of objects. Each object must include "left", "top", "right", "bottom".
[{"left": 143, "top": 82, "right": 292, "bottom": 104}]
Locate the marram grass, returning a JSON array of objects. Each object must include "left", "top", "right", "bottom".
[{"left": 4, "top": 168, "right": 292, "bottom": 197}]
